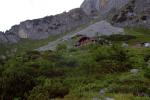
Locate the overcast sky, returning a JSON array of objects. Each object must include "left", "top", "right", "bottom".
[{"left": 0, "top": 0, "right": 84, "bottom": 31}]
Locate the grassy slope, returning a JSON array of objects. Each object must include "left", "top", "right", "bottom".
[
  {"left": 0, "top": 34, "right": 63, "bottom": 55},
  {"left": 2, "top": 43, "right": 149, "bottom": 100},
  {"left": 56, "top": 27, "right": 150, "bottom": 100},
  {"left": 125, "top": 27, "right": 150, "bottom": 45},
  {"left": 0, "top": 26, "right": 150, "bottom": 99},
  {"left": 56, "top": 46, "right": 150, "bottom": 100}
]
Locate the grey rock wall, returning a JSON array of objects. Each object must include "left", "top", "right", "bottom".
[
  {"left": 7, "top": 8, "right": 90, "bottom": 40},
  {"left": 0, "top": 31, "right": 20, "bottom": 44},
  {"left": 81, "top": 0, "right": 150, "bottom": 28},
  {"left": 0, "top": 32, "right": 8, "bottom": 43},
  {"left": 81, "top": 0, "right": 130, "bottom": 16},
  {"left": 112, "top": 0, "right": 150, "bottom": 28}
]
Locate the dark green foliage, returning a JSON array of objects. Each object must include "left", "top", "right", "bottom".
[
  {"left": 143, "top": 49, "right": 150, "bottom": 62},
  {"left": 0, "top": 42, "right": 149, "bottom": 99},
  {"left": 56, "top": 43, "right": 67, "bottom": 52},
  {"left": 0, "top": 67, "right": 36, "bottom": 100},
  {"left": 92, "top": 45, "right": 132, "bottom": 73},
  {"left": 100, "top": 34, "right": 136, "bottom": 42},
  {"left": 144, "top": 68, "right": 150, "bottom": 79},
  {"left": 109, "top": 79, "right": 150, "bottom": 96},
  {"left": 28, "top": 79, "right": 69, "bottom": 99}
]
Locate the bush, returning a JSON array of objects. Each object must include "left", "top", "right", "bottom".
[
  {"left": 100, "top": 34, "right": 136, "bottom": 42},
  {"left": 56, "top": 43, "right": 67, "bottom": 52},
  {"left": 41, "top": 51, "right": 60, "bottom": 62},
  {"left": 128, "top": 55, "right": 146, "bottom": 68},
  {"left": 144, "top": 68, "right": 150, "bottom": 79},
  {"left": 0, "top": 67, "right": 36, "bottom": 99},
  {"left": 109, "top": 79, "right": 150, "bottom": 96},
  {"left": 28, "top": 79, "right": 69, "bottom": 99},
  {"left": 143, "top": 49, "right": 150, "bottom": 62},
  {"left": 24, "top": 50, "right": 41, "bottom": 61},
  {"left": 92, "top": 45, "right": 132, "bottom": 73}
]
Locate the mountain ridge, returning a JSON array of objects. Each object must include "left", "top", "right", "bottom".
[{"left": 0, "top": 0, "right": 150, "bottom": 44}]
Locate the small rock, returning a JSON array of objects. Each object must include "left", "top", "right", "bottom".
[
  {"left": 92, "top": 97, "right": 101, "bottom": 100},
  {"left": 0, "top": 55, "right": 6, "bottom": 60},
  {"left": 99, "top": 88, "right": 107, "bottom": 96},
  {"left": 104, "top": 97, "right": 115, "bottom": 100},
  {"left": 130, "top": 69, "right": 139, "bottom": 74},
  {"left": 143, "top": 42, "right": 150, "bottom": 48},
  {"left": 122, "top": 43, "right": 128, "bottom": 47}
]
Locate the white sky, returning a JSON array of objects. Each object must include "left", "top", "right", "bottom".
[{"left": 0, "top": 0, "right": 84, "bottom": 31}]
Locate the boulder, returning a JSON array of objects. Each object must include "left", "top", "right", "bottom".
[
  {"left": 130, "top": 69, "right": 139, "bottom": 74},
  {"left": 104, "top": 97, "right": 115, "bottom": 100},
  {"left": 99, "top": 89, "right": 106, "bottom": 96}
]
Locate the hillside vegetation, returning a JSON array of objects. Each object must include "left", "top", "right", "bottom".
[{"left": 0, "top": 27, "right": 150, "bottom": 100}]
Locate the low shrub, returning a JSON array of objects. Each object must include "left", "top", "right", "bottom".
[
  {"left": 0, "top": 67, "right": 36, "bottom": 99},
  {"left": 144, "top": 68, "right": 150, "bottom": 79},
  {"left": 92, "top": 45, "right": 132, "bottom": 73},
  {"left": 109, "top": 79, "right": 150, "bottom": 96},
  {"left": 28, "top": 79, "right": 69, "bottom": 99},
  {"left": 100, "top": 34, "right": 136, "bottom": 42}
]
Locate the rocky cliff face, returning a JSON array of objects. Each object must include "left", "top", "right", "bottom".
[
  {"left": 6, "top": 8, "right": 90, "bottom": 40},
  {"left": 0, "top": 8, "right": 90, "bottom": 43},
  {"left": 0, "top": 31, "right": 19, "bottom": 44},
  {"left": 111, "top": 0, "right": 150, "bottom": 28},
  {"left": 81, "top": 0, "right": 150, "bottom": 28},
  {"left": 0, "top": 32, "right": 7, "bottom": 43},
  {"left": 81, "top": 0, "right": 130, "bottom": 16}
]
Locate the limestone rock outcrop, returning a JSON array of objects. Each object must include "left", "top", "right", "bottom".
[
  {"left": 0, "top": 32, "right": 8, "bottom": 43},
  {"left": 111, "top": 0, "right": 150, "bottom": 28},
  {"left": 7, "top": 8, "right": 90, "bottom": 40},
  {"left": 0, "top": 31, "right": 19, "bottom": 44},
  {"left": 81, "top": 0, "right": 130, "bottom": 16},
  {"left": 81, "top": 0, "right": 150, "bottom": 28}
]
